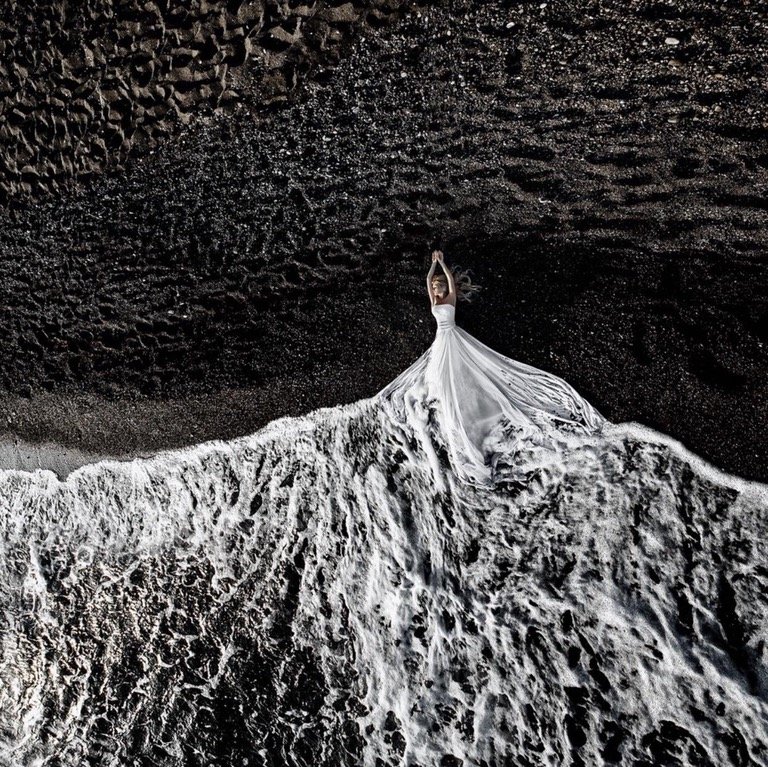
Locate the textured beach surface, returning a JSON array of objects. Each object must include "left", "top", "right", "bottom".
[{"left": 0, "top": 0, "right": 766, "bottom": 481}]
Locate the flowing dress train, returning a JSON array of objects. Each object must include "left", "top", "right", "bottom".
[{"left": 379, "top": 303, "right": 604, "bottom": 486}]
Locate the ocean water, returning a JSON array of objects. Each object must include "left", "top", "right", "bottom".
[{"left": 0, "top": 394, "right": 766, "bottom": 766}]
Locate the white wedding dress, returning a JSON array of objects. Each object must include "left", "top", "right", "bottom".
[{"left": 379, "top": 302, "right": 605, "bottom": 486}]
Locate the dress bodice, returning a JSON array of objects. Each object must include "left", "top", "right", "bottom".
[{"left": 431, "top": 302, "right": 456, "bottom": 330}]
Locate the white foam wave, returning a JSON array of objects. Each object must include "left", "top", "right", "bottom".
[{"left": 0, "top": 396, "right": 766, "bottom": 766}]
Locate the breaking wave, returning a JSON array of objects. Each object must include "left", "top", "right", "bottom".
[{"left": 0, "top": 394, "right": 766, "bottom": 766}]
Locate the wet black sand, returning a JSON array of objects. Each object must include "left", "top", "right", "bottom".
[{"left": 0, "top": 0, "right": 766, "bottom": 481}]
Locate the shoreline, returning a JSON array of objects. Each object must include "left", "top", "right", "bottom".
[
  {"left": 2, "top": 385, "right": 767, "bottom": 489},
  {"left": 0, "top": 436, "right": 134, "bottom": 479},
  {"left": 0, "top": 380, "right": 380, "bottom": 478}
]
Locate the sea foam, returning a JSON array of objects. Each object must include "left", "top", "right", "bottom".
[{"left": 0, "top": 397, "right": 766, "bottom": 766}]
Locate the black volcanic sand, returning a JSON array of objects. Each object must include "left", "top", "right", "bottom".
[
  {"left": 0, "top": 0, "right": 767, "bottom": 481},
  {"left": 0, "top": 0, "right": 406, "bottom": 203}
]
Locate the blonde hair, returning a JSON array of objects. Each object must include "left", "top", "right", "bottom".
[{"left": 432, "top": 266, "right": 482, "bottom": 302}]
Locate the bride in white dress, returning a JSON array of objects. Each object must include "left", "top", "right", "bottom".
[{"left": 379, "top": 250, "right": 605, "bottom": 486}]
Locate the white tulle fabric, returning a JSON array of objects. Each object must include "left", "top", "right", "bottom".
[{"left": 379, "top": 303, "right": 605, "bottom": 486}]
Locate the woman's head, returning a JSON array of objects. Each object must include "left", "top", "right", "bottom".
[
  {"left": 432, "top": 266, "right": 482, "bottom": 302},
  {"left": 431, "top": 275, "right": 449, "bottom": 299}
]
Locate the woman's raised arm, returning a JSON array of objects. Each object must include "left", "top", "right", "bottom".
[
  {"left": 426, "top": 255, "right": 438, "bottom": 303},
  {"left": 437, "top": 253, "right": 456, "bottom": 300}
]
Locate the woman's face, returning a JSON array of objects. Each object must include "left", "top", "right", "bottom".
[{"left": 432, "top": 279, "right": 447, "bottom": 299}]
